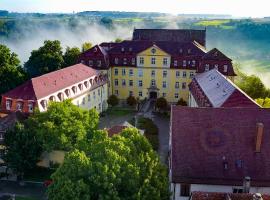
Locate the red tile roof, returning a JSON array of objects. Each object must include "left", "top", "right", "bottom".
[
  {"left": 202, "top": 48, "right": 232, "bottom": 61},
  {"left": 171, "top": 106, "right": 270, "bottom": 186},
  {"left": 2, "top": 64, "right": 98, "bottom": 100},
  {"left": 191, "top": 192, "right": 270, "bottom": 200},
  {"left": 107, "top": 125, "right": 127, "bottom": 137},
  {"left": 189, "top": 69, "right": 260, "bottom": 108}
]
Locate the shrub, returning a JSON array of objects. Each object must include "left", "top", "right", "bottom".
[
  {"left": 177, "top": 98, "right": 188, "bottom": 106},
  {"left": 126, "top": 96, "right": 137, "bottom": 107},
  {"left": 155, "top": 97, "right": 168, "bottom": 111},
  {"left": 107, "top": 95, "right": 119, "bottom": 107}
]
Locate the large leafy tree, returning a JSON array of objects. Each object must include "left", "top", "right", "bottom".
[
  {"left": 47, "top": 128, "right": 169, "bottom": 200},
  {"left": 82, "top": 42, "right": 92, "bottom": 52},
  {"left": 24, "top": 40, "right": 64, "bottom": 77},
  {"left": 28, "top": 100, "right": 99, "bottom": 151},
  {"left": 0, "top": 44, "right": 27, "bottom": 97},
  {"left": 63, "top": 47, "right": 81, "bottom": 67},
  {"left": 4, "top": 123, "right": 43, "bottom": 178}
]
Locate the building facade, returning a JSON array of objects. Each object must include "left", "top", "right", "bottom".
[
  {"left": 1, "top": 64, "right": 108, "bottom": 114},
  {"left": 79, "top": 29, "right": 236, "bottom": 104},
  {"left": 170, "top": 106, "right": 270, "bottom": 200}
]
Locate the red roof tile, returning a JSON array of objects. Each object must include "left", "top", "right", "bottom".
[
  {"left": 3, "top": 64, "right": 98, "bottom": 100},
  {"left": 171, "top": 106, "right": 270, "bottom": 186},
  {"left": 107, "top": 125, "right": 128, "bottom": 137}
]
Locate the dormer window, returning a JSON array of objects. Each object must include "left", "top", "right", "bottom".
[
  {"left": 183, "top": 60, "right": 187, "bottom": 67},
  {"left": 40, "top": 100, "right": 48, "bottom": 109},
  {"left": 58, "top": 93, "right": 64, "bottom": 101},
  {"left": 192, "top": 60, "right": 196, "bottom": 66},
  {"left": 224, "top": 65, "right": 228, "bottom": 72},
  {"left": 121, "top": 47, "right": 125, "bottom": 52},
  {"left": 72, "top": 86, "right": 77, "bottom": 94},
  {"left": 129, "top": 47, "right": 132, "bottom": 52},
  {"left": 97, "top": 60, "right": 102, "bottom": 67},
  {"left": 123, "top": 58, "right": 127, "bottom": 65},
  {"left": 6, "top": 100, "right": 11, "bottom": 110},
  {"left": 174, "top": 60, "right": 178, "bottom": 67},
  {"left": 65, "top": 89, "right": 71, "bottom": 97},
  {"left": 151, "top": 48, "right": 156, "bottom": 54},
  {"left": 89, "top": 60, "right": 93, "bottom": 66},
  {"left": 131, "top": 58, "right": 135, "bottom": 65},
  {"left": 49, "top": 96, "right": 56, "bottom": 101},
  {"left": 179, "top": 48, "right": 183, "bottom": 54},
  {"left": 114, "top": 58, "right": 119, "bottom": 64},
  {"left": 84, "top": 81, "right": 88, "bottom": 88},
  {"left": 214, "top": 51, "right": 218, "bottom": 57},
  {"left": 78, "top": 84, "right": 83, "bottom": 91},
  {"left": 205, "top": 64, "right": 210, "bottom": 71},
  {"left": 188, "top": 49, "right": 191, "bottom": 54}
]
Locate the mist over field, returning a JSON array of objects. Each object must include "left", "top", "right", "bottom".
[{"left": 0, "top": 13, "right": 270, "bottom": 87}]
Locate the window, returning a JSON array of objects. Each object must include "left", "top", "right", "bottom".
[
  {"left": 162, "top": 93, "right": 166, "bottom": 97},
  {"left": 98, "top": 89, "right": 100, "bottom": 96},
  {"left": 129, "top": 47, "right": 133, "bottom": 52},
  {"left": 84, "top": 81, "right": 88, "bottom": 88},
  {"left": 114, "top": 68, "right": 118, "bottom": 75},
  {"left": 162, "top": 81, "right": 167, "bottom": 88},
  {"left": 88, "top": 94, "right": 91, "bottom": 102},
  {"left": 114, "top": 58, "right": 119, "bottom": 64},
  {"left": 132, "top": 58, "right": 136, "bottom": 65},
  {"left": 175, "top": 93, "right": 179, "bottom": 99},
  {"left": 121, "top": 47, "right": 125, "bottom": 52},
  {"left": 115, "top": 90, "right": 119, "bottom": 95},
  {"left": 179, "top": 48, "right": 183, "bottom": 54},
  {"left": 98, "top": 103, "right": 101, "bottom": 111},
  {"left": 89, "top": 60, "right": 93, "bottom": 66},
  {"left": 122, "top": 79, "right": 126, "bottom": 86},
  {"left": 176, "top": 71, "right": 180, "bottom": 77},
  {"left": 205, "top": 64, "right": 210, "bottom": 71},
  {"left": 188, "top": 49, "right": 191, "bottom": 54},
  {"left": 151, "top": 79, "right": 156, "bottom": 87},
  {"left": 139, "top": 57, "right": 144, "bottom": 65},
  {"left": 129, "top": 80, "right": 133, "bottom": 87},
  {"left": 151, "top": 57, "right": 156, "bottom": 65},
  {"left": 129, "top": 91, "right": 133, "bottom": 96},
  {"left": 215, "top": 64, "right": 219, "bottom": 69},
  {"left": 182, "top": 82, "right": 187, "bottom": 89},
  {"left": 138, "top": 69, "right": 143, "bottom": 77},
  {"left": 174, "top": 60, "right": 178, "bottom": 67},
  {"left": 233, "top": 188, "right": 243, "bottom": 194},
  {"left": 183, "top": 60, "right": 187, "bottom": 67},
  {"left": 180, "top": 184, "right": 190, "bottom": 197},
  {"left": 97, "top": 60, "right": 102, "bottom": 67},
  {"left": 16, "top": 102, "right": 23, "bottom": 111},
  {"left": 224, "top": 65, "right": 228, "bottom": 72},
  {"left": 78, "top": 84, "right": 83, "bottom": 91},
  {"left": 139, "top": 91, "right": 143, "bottom": 97},
  {"left": 163, "top": 58, "right": 168, "bottom": 66},
  {"left": 28, "top": 102, "right": 33, "bottom": 113},
  {"left": 129, "top": 69, "right": 133, "bottom": 76},
  {"left": 6, "top": 100, "right": 11, "bottom": 110},
  {"left": 72, "top": 86, "right": 77, "bottom": 94},
  {"left": 123, "top": 58, "right": 127, "bottom": 65},
  {"left": 82, "top": 97, "right": 85, "bottom": 105},
  {"left": 192, "top": 60, "right": 196, "bottom": 66},
  {"left": 163, "top": 70, "right": 167, "bottom": 78},
  {"left": 114, "top": 79, "right": 118, "bottom": 86},
  {"left": 151, "top": 70, "right": 155, "bottom": 77},
  {"left": 138, "top": 80, "right": 143, "bottom": 87},
  {"left": 183, "top": 71, "right": 187, "bottom": 78},
  {"left": 190, "top": 72, "right": 194, "bottom": 78},
  {"left": 175, "top": 82, "right": 179, "bottom": 89},
  {"left": 93, "top": 91, "right": 96, "bottom": 99},
  {"left": 122, "top": 68, "right": 126, "bottom": 76}
]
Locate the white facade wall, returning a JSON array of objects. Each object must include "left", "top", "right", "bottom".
[
  {"left": 171, "top": 183, "right": 270, "bottom": 200},
  {"left": 188, "top": 92, "right": 198, "bottom": 107}
]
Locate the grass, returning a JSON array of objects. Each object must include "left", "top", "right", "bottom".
[
  {"left": 16, "top": 197, "right": 39, "bottom": 200},
  {"left": 24, "top": 167, "right": 55, "bottom": 182},
  {"left": 105, "top": 107, "right": 136, "bottom": 117},
  {"left": 195, "top": 19, "right": 231, "bottom": 26}
]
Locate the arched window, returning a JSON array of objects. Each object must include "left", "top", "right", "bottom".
[
  {"left": 78, "top": 84, "right": 83, "bottom": 91},
  {"left": 49, "top": 96, "right": 56, "bottom": 102},
  {"left": 65, "top": 89, "right": 70, "bottom": 97},
  {"left": 6, "top": 99, "right": 12, "bottom": 110},
  {"left": 58, "top": 92, "right": 64, "bottom": 101},
  {"left": 72, "top": 86, "right": 77, "bottom": 94},
  {"left": 84, "top": 81, "right": 88, "bottom": 88},
  {"left": 16, "top": 101, "right": 23, "bottom": 111},
  {"left": 28, "top": 102, "right": 34, "bottom": 113}
]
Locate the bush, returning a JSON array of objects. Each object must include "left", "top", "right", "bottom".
[
  {"left": 155, "top": 97, "right": 168, "bottom": 111},
  {"left": 107, "top": 95, "right": 119, "bottom": 107},
  {"left": 126, "top": 96, "right": 137, "bottom": 107},
  {"left": 177, "top": 98, "right": 188, "bottom": 106}
]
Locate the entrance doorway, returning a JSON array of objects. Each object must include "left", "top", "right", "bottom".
[{"left": 149, "top": 91, "right": 157, "bottom": 99}]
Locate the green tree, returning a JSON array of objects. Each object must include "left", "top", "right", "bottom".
[
  {"left": 4, "top": 123, "right": 43, "bottom": 179},
  {"left": 155, "top": 97, "right": 168, "bottom": 111},
  {"left": 28, "top": 100, "right": 99, "bottom": 151},
  {"left": 126, "top": 96, "right": 137, "bottom": 107},
  {"left": 107, "top": 94, "right": 119, "bottom": 107},
  {"left": 256, "top": 98, "right": 270, "bottom": 108},
  {"left": 82, "top": 42, "right": 92, "bottom": 52},
  {"left": 115, "top": 38, "right": 123, "bottom": 43},
  {"left": 0, "top": 44, "right": 27, "bottom": 97},
  {"left": 63, "top": 46, "right": 81, "bottom": 67},
  {"left": 176, "top": 98, "right": 187, "bottom": 106},
  {"left": 25, "top": 40, "right": 64, "bottom": 77},
  {"left": 47, "top": 128, "right": 169, "bottom": 200}
]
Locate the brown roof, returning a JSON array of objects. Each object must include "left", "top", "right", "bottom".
[
  {"left": 2, "top": 64, "right": 98, "bottom": 100},
  {"left": 202, "top": 48, "right": 232, "bottom": 61},
  {"left": 107, "top": 125, "right": 128, "bottom": 137},
  {"left": 132, "top": 29, "right": 206, "bottom": 46},
  {"left": 191, "top": 192, "right": 270, "bottom": 200},
  {"left": 171, "top": 106, "right": 270, "bottom": 186}
]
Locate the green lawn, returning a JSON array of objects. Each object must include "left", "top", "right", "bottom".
[
  {"left": 24, "top": 167, "right": 55, "bottom": 182},
  {"left": 195, "top": 19, "right": 231, "bottom": 26},
  {"left": 105, "top": 107, "right": 136, "bottom": 117}
]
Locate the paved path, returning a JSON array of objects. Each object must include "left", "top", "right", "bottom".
[
  {"left": 98, "top": 112, "right": 135, "bottom": 129},
  {"left": 0, "top": 181, "right": 46, "bottom": 199}
]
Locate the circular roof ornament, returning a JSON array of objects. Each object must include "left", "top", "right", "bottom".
[{"left": 151, "top": 48, "right": 156, "bottom": 54}]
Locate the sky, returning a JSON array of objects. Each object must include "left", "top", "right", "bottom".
[{"left": 0, "top": 0, "right": 269, "bottom": 18}]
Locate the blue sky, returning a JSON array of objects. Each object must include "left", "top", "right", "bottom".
[{"left": 0, "top": 0, "right": 268, "bottom": 17}]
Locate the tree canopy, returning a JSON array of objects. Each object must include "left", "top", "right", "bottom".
[
  {"left": 82, "top": 42, "right": 92, "bottom": 52},
  {"left": 155, "top": 97, "right": 168, "bottom": 111},
  {"left": 126, "top": 96, "right": 137, "bottom": 107},
  {"left": 47, "top": 128, "right": 169, "bottom": 200},
  {"left": 176, "top": 98, "right": 188, "bottom": 106},
  {"left": 63, "top": 46, "right": 81, "bottom": 67},
  {"left": 24, "top": 40, "right": 64, "bottom": 77},
  {"left": 27, "top": 100, "right": 99, "bottom": 151},
  {"left": 256, "top": 98, "right": 270, "bottom": 108},
  {"left": 107, "top": 94, "right": 119, "bottom": 107},
  {"left": 0, "top": 44, "right": 27, "bottom": 97}
]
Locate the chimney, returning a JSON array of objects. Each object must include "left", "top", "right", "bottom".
[
  {"left": 255, "top": 123, "right": 264, "bottom": 153},
  {"left": 253, "top": 193, "right": 263, "bottom": 200},
  {"left": 243, "top": 176, "right": 251, "bottom": 193}
]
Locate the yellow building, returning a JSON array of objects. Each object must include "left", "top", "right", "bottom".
[{"left": 79, "top": 29, "right": 236, "bottom": 104}]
